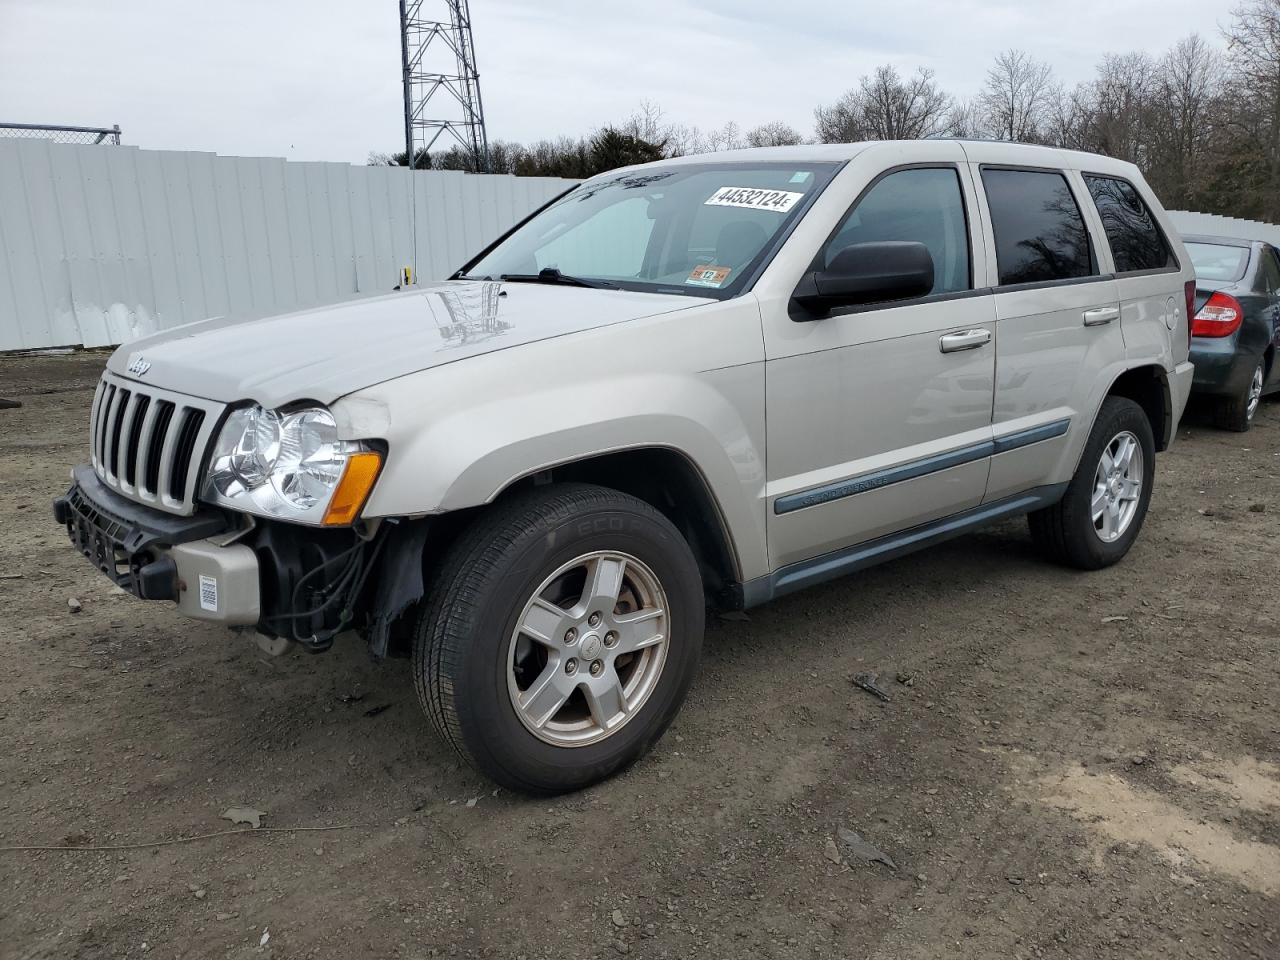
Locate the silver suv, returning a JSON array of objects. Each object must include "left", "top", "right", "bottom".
[{"left": 55, "top": 141, "right": 1195, "bottom": 793}]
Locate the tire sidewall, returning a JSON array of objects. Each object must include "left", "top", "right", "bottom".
[
  {"left": 450, "top": 501, "right": 703, "bottom": 792},
  {"left": 1068, "top": 398, "right": 1156, "bottom": 566}
]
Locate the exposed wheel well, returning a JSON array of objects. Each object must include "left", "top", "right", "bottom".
[
  {"left": 494, "top": 448, "right": 740, "bottom": 607},
  {"left": 1107, "top": 365, "right": 1171, "bottom": 451}
]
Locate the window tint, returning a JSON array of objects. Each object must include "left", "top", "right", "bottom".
[
  {"left": 1084, "top": 175, "right": 1174, "bottom": 273},
  {"left": 824, "top": 167, "right": 971, "bottom": 296},
  {"left": 982, "top": 169, "right": 1094, "bottom": 285}
]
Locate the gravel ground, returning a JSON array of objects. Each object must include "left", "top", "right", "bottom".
[{"left": 1, "top": 352, "right": 1277, "bottom": 960}]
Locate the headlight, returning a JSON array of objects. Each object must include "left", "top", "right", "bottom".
[{"left": 202, "top": 405, "right": 382, "bottom": 525}]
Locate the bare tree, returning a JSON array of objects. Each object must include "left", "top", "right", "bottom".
[
  {"left": 1224, "top": 1, "right": 1280, "bottom": 218},
  {"left": 815, "top": 65, "right": 953, "bottom": 142},
  {"left": 1076, "top": 52, "right": 1156, "bottom": 163},
  {"left": 1148, "top": 35, "right": 1221, "bottom": 207},
  {"left": 979, "top": 50, "right": 1056, "bottom": 142},
  {"left": 745, "top": 121, "right": 805, "bottom": 147},
  {"left": 945, "top": 98, "right": 990, "bottom": 139}
]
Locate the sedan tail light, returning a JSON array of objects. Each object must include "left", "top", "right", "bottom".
[{"left": 1191, "top": 291, "right": 1244, "bottom": 338}]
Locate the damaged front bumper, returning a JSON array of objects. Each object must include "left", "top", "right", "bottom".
[
  {"left": 54, "top": 464, "right": 260, "bottom": 624},
  {"left": 53, "top": 464, "right": 427, "bottom": 656}
]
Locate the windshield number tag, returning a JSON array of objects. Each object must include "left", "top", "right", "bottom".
[
  {"left": 686, "top": 264, "right": 732, "bottom": 288},
  {"left": 705, "top": 186, "right": 803, "bottom": 213}
]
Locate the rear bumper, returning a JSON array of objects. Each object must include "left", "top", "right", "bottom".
[
  {"left": 1189, "top": 337, "right": 1255, "bottom": 397},
  {"left": 54, "top": 464, "right": 261, "bottom": 625},
  {"left": 1169, "top": 360, "right": 1195, "bottom": 436}
]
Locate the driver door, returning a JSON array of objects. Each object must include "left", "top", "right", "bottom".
[{"left": 761, "top": 158, "right": 997, "bottom": 570}]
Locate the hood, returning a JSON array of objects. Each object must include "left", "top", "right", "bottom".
[{"left": 105, "top": 281, "right": 709, "bottom": 407}]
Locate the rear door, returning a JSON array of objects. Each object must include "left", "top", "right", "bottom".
[
  {"left": 967, "top": 160, "right": 1122, "bottom": 502},
  {"left": 1080, "top": 174, "right": 1183, "bottom": 386}
]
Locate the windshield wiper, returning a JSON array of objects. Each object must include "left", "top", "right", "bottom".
[{"left": 499, "top": 267, "right": 618, "bottom": 290}]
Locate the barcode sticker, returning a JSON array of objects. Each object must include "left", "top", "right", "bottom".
[
  {"left": 199, "top": 574, "right": 218, "bottom": 611},
  {"left": 704, "top": 186, "right": 804, "bottom": 212}
]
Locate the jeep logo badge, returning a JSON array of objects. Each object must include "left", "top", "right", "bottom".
[{"left": 127, "top": 356, "right": 151, "bottom": 376}]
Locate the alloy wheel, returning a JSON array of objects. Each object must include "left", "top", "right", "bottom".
[
  {"left": 506, "top": 551, "right": 669, "bottom": 747},
  {"left": 1092, "top": 430, "right": 1144, "bottom": 543}
]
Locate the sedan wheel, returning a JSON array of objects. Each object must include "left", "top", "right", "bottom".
[{"left": 1246, "top": 360, "right": 1265, "bottom": 422}]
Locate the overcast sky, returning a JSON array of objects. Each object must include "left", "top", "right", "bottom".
[{"left": 0, "top": 0, "right": 1241, "bottom": 164}]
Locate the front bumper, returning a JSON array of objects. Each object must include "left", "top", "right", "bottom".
[{"left": 54, "top": 464, "right": 261, "bottom": 625}]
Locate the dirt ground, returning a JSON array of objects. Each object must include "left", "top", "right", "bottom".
[{"left": 1, "top": 352, "right": 1277, "bottom": 960}]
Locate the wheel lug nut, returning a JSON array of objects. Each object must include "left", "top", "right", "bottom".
[
  {"left": 590, "top": 660, "right": 604, "bottom": 677},
  {"left": 564, "top": 628, "right": 577, "bottom": 645},
  {"left": 565, "top": 658, "right": 578, "bottom": 675},
  {"left": 604, "top": 631, "right": 618, "bottom": 648},
  {"left": 588, "top": 611, "right": 602, "bottom": 627}
]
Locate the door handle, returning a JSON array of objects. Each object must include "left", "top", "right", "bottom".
[
  {"left": 939, "top": 329, "right": 991, "bottom": 353},
  {"left": 1083, "top": 306, "right": 1120, "bottom": 326}
]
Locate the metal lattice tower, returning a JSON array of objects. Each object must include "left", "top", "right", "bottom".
[{"left": 399, "top": 0, "right": 490, "bottom": 172}]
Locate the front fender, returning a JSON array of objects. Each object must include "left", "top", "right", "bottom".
[{"left": 335, "top": 305, "right": 770, "bottom": 580}]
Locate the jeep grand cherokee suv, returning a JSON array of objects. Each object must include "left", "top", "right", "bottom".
[{"left": 55, "top": 141, "right": 1195, "bottom": 793}]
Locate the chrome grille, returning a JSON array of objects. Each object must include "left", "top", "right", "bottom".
[{"left": 89, "top": 372, "right": 225, "bottom": 516}]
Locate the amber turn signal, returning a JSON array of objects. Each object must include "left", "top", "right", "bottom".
[{"left": 322, "top": 451, "right": 383, "bottom": 525}]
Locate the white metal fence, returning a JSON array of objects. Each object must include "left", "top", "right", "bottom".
[
  {"left": 0, "top": 139, "right": 575, "bottom": 351},
  {"left": 1167, "top": 210, "right": 1280, "bottom": 246}
]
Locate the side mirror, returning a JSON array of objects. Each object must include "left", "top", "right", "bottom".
[{"left": 793, "top": 241, "right": 935, "bottom": 316}]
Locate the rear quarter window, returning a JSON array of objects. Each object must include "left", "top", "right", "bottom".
[
  {"left": 1084, "top": 175, "right": 1175, "bottom": 274},
  {"left": 982, "top": 168, "right": 1095, "bottom": 285}
]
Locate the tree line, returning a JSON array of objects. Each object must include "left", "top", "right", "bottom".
[{"left": 370, "top": 0, "right": 1280, "bottom": 223}]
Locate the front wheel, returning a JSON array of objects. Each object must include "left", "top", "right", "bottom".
[
  {"left": 1028, "top": 396, "right": 1156, "bottom": 570},
  {"left": 412, "top": 483, "right": 704, "bottom": 794}
]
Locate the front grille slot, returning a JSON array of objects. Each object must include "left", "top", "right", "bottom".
[
  {"left": 88, "top": 373, "right": 223, "bottom": 516},
  {"left": 124, "top": 395, "right": 150, "bottom": 487},
  {"left": 143, "top": 401, "right": 175, "bottom": 496},
  {"left": 108, "top": 389, "right": 131, "bottom": 478},
  {"left": 96, "top": 384, "right": 116, "bottom": 468},
  {"left": 169, "top": 408, "right": 206, "bottom": 501}
]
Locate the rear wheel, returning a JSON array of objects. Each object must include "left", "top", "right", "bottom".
[
  {"left": 412, "top": 483, "right": 704, "bottom": 794},
  {"left": 1212, "top": 356, "right": 1265, "bottom": 432},
  {"left": 1028, "top": 396, "right": 1155, "bottom": 570}
]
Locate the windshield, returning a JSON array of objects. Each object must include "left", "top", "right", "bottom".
[
  {"left": 1186, "top": 241, "right": 1250, "bottom": 283},
  {"left": 461, "top": 162, "right": 841, "bottom": 298}
]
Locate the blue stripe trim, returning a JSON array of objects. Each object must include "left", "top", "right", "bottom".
[
  {"left": 992, "top": 418, "right": 1071, "bottom": 454},
  {"left": 774, "top": 417, "right": 1073, "bottom": 517},
  {"left": 743, "top": 483, "right": 1068, "bottom": 607},
  {"left": 774, "top": 441, "right": 994, "bottom": 516}
]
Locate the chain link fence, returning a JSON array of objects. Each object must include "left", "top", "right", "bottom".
[{"left": 0, "top": 122, "right": 121, "bottom": 145}]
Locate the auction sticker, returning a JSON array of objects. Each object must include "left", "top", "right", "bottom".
[
  {"left": 686, "top": 264, "right": 732, "bottom": 288},
  {"left": 705, "top": 186, "right": 803, "bottom": 212},
  {"left": 199, "top": 574, "right": 218, "bottom": 612}
]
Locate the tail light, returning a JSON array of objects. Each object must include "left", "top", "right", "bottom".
[
  {"left": 1191, "top": 291, "right": 1244, "bottom": 338},
  {"left": 1184, "top": 280, "right": 1196, "bottom": 348}
]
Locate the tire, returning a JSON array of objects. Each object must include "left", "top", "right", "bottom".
[
  {"left": 1212, "top": 356, "right": 1266, "bottom": 432},
  {"left": 412, "top": 483, "right": 704, "bottom": 794},
  {"left": 1028, "top": 396, "right": 1156, "bottom": 570}
]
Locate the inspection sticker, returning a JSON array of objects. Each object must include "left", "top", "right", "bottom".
[
  {"left": 199, "top": 575, "right": 218, "bottom": 612},
  {"left": 704, "top": 186, "right": 803, "bottom": 213},
  {"left": 686, "top": 264, "right": 732, "bottom": 288}
]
